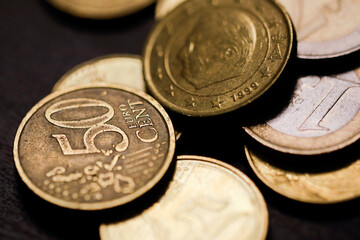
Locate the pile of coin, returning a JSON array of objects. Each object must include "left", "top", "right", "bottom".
[{"left": 12, "top": 0, "right": 360, "bottom": 239}]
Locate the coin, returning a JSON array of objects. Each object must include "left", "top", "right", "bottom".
[
  {"left": 99, "top": 155, "right": 268, "bottom": 240},
  {"left": 155, "top": 0, "right": 184, "bottom": 19},
  {"left": 13, "top": 84, "right": 175, "bottom": 210},
  {"left": 52, "top": 55, "right": 145, "bottom": 92},
  {"left": 144, "top": 0, "right": 293, "bottom": 117},
  {"left": 244, "top": 67, "right": 360, "bottom": 155},
  {"left": 278, "top": 0, "right": 360, "bottom": 59},
  {"left": 245, "top": 145, "right": 360, "bottom": 204},
  {"left": 46, "top": 0, "right": 155, "bottom": 19}
]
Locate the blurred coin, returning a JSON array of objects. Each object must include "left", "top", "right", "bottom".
[
  {"left": 52, "top": 55, "right": 145, "bottom": 92},
  {"left": 13, "top": 85, "right": 175, "bottom": 210},
  {"left": 278, "top": 0, "right": 360, "bottom": 59},
  {"left": 244, "top": 68, "right": 360, "bottom": 155},
  {"left": 144, "top": 0, "right": 293, "bottom": 116},
  {"left": 155, "top": 0, "right": 184, "bottom": 19},
  {"left": 46, "top": 0, "right": 154, "bottom": 19},
  {"left": 245, "top": 145, "right": 360, "bottom": 204},
  {"left": 100, "top": 155, "right": 268, "bottom": 240}
]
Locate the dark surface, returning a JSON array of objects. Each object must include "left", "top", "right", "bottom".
[{"left": 1, "top": 0, "right": 360, "bottom": 239}]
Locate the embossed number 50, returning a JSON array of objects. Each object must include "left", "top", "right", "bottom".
[{"left": 45, "top": 98, "right": 129, "bottom": 155}]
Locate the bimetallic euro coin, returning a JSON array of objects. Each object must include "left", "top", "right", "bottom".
[
  {"left": 145, "top": 0, "right": 293, "bottom": 116},
  {"left": 13, "top": 85, "right": 175, "bottom": 210},
  {"left": 278, "top": 0, "right": 360, "bottom": 59},
  {"left": 52, "top": 55, "right": 145, "bottom": 92},
  {"left": 100, "top": 155, "right": 268, "bottom": 240},
  {"left": 46, "top": 0, "right": 155, "bottom": 19},
  {"left": 245, "top": 145, "right": 360, "bottom": 204},
  {"left": 244, "top": 68, "right": 360, "bottom": 155}
]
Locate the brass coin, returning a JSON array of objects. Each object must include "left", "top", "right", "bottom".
[
  {"left": 278, "top": 0, "right": 360, "bottom": 59},
  {"left": 100, "top": 155, "right": 268, "bottom": 240},
  {"left": 144, "top": 0, "right": 293, "bottom": 116},
  {"left": 13, "top": 84, "right": 175, "bottom": 210},
  {"left": 245, "top": 145, "right": 360, "bottom": 204},
  {"left": 244, "top": 67, "right": 360, "bottom": 155},
  {"left": 46, "top": 0, "right": 154, "bottom": 19},
  {"left": 155, "top": 0, "right": 184, "bottom": 19},
  {"left": 52, "top": 55, "right": 146, "bottom": 93}
]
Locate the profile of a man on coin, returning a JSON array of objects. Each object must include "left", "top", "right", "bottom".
[{"left": 179, "top": 9, "right": 256, "bottom": 90}]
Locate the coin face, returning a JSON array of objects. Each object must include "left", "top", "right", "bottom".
[
  {"left": 145, "top": 0, "right": 293, "bottom": 116},
  {"left": 245, "top": 145, "right": 360, "bottom": 204},
  {"left": 13, "top": 85, "right": 175, "bottom": 210},
  {"left": 46, "top": 0, "right": 155, "bottom": 19},
  {"left": 100, "top": 155, "right": 268, "bottom": 240},
  {"left": 278, "top": 0, "right": 360, "bottom": 58},
  {"left": 52, "top": 55, "right": 146, "bottom": 93},
  {"left": 244, "top": 68, "right": 360, "bottom": 155}
]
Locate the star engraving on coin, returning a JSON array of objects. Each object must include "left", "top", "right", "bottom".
[
  {"left": 146, "top": 0, "right": 293, "bottom": 116},
  {"left": 13, "top": 85, "right": 175, "bottom": 210}
]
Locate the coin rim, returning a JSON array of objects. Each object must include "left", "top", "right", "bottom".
[
  {"left": 46, "top": 0, "right": 155, "bottom": 19},
  {"left": 52, "top": 54, "right": 144, "bottom": 93},
  {"left": 177, "top": 155, "right": 269, "bottom": 240},
  {"left": 245, "top": 145, "right": 360, "bottom": 204},
  {"left": 243, "top": 106, "right": 360, "bottom": 155},
  {"left": 99, "top": 155, "right": 269, "bottom": 239},
  {"left": 13, "top": 83, "right": 176, "bottom": 210},
  {"left": 144, "top": 0, "right": 293, "bottom": 116}
]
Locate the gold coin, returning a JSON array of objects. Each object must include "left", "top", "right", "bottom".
[
  {"left": 13, "top": 84, "right": 175, "bottom": 210},
  {"left": 278, "top": 0, "right": 360, "bottom": 59},
  {"left": 244, "top": 67, "right": 360, "bottom": 155},
  {"left": 245, "top": 145, "right": 360, "bottom": 204},
  {"left": 144, "top": 0, "right": 293, "bottom": 116},
  {"left": 52, "top": 55, "right": 145, "bottom": 92},
  {"left": 155, "top": 0, "right": 184, "bottom": 19},
  {"left": 100, "top": 155, "right": 268, "bottom": 240},
  {"left": 46, "top": 0, "right": 155, "bottom": 19}
]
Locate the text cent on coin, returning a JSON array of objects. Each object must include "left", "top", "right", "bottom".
[
  {"left": 46, "top": 0, "right": 155, "bottom": 19},
  {"left": 145, "top": 0, "right": 293, "bottom": 116},
  {"left": 100, "top": 155, "right": 268, "bottom": 240},
  {"left": 13, "top": 85, "right": 175, "bottom": 210}
]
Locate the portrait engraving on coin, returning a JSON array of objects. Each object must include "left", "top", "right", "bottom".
[
  {"left": 14, "top": 87, "right": 175, "bottom": 210},
  {"left": 145, "top": 0, "right": 292, "bottom": 116},
  {"left": 177, "top": 9, "right": 256, "bottom": 90}
]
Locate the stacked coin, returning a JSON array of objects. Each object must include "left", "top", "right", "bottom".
[{"left": 12, "top": 0, "right": 360, "bottom": 239}]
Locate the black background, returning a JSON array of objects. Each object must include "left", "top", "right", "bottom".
[{"left": 1, "top": 0, "right": 360, "bottom": 239}]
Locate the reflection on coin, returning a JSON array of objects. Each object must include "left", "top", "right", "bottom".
[
  {"left": 13, "top": 85, "right": 175, "bottom": 210},
  {"left": 100, "top": 155, "right": 268, "bottom": 240},
  {"left": 278, "top": 0, "right": 360, "bottom": 58},
  {"left": 245, "top": 145, "right": 360, "bottom": 204},
  {"left": 52, "top": 55, "right": 145, "bottom": 92},
  {"left": 155, "top": 0, "right": 184, "bottom": 19},
  {"left": 46, "top": 0, "right": 155, "bottom": 19},
  {"left": 145, "top": 0, "right": 293, "bottom": 116},
  {"left": 244, "top": 68, "right": 360, "bottom": 155}
]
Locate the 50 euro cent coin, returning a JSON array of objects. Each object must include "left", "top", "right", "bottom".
[{"left": 13, "top": 84, "right": 175, "bottom": 210}]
